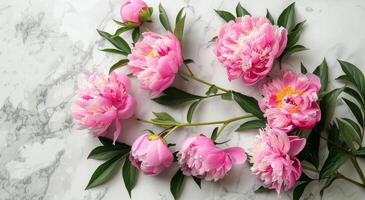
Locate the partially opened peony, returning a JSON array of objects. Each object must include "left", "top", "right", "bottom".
[
  {"left": 120, "top": 0, "right": 149, "bottom": 25},
  {"left": 128, "top": 32, "right": 183, "bottom": 97},
  {"left": 130, "top": 133, "right": 173, "bottom": 176},
  {"left": 214, "top": 16, "right": 287, "bottom": 85},
  {"left": 177, "top": 134, "right": 246, "bottom": 181},
  {"left": 251, "top": 128, "right": 306, "bottom": 194},
  {"left": 259, "top": 70, "right": 321, "bottom": 132},
  {"left": 72, "top": 72, "right": 136, "bottom": 143}
]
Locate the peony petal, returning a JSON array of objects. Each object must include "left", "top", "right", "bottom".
[
  {"left": 224, "top": 147, "right": 247, "bottom": 164},
  {"left": 288, "top": 137, "right": 306, "bottom": 156}
]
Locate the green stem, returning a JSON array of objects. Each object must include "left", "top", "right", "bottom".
[
  {"left": 337, "top": 173, "right": 365, "bottom": 188},
  {"left": 351, "top": 157, "right": 365, "bottom": 185},
  {"left": 179, "top": 71, "right": 229, "bottom": 92}
]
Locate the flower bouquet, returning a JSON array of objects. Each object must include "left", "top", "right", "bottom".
[{"left": 71, "top": 1, "right": 365, "bottom": 199}]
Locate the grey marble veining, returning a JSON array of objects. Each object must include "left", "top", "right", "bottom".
[{"left": 1, "top": 0, "right": 365, "bottom": 200}]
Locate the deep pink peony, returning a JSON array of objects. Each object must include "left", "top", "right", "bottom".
[
  {"left": 72, "top": 72, "right": 136, "bottom": 143},
  {"left": 259, "top": 70, "right": 321, "bottom": 132},
  {"left": 128, "top": 32, "right": 183, "bottom": 97},
  {"left": 130, "top": 133, "right": 173, "bottom": 176},
  {"left": 214, "top": 16, "right": 287, "bottom": 85},
  {"left": 120, "top": 0, "right": 148, "bottom": 25},
  {"left": 177, "top": 134, "right": 246, "bottom": 181},
  {"left": 251, "top": 128, "right": 306, "bottom": 194}
]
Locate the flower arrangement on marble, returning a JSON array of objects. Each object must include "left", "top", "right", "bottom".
[{"left": 71, "top": 1, "right": 365, "bottom": 200}]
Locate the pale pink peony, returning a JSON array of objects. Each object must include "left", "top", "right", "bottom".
[
  {"left": 130, "top": 133, "right": 173, "bottom": 176},
  {"left": 259, "top": 70, "right": 321, "bottom": 132},
  {"left": 128, "top": 32, "right": 183, "bottom": 97},
  {"left": 214, "top": 16, "right": 287, "bottom": 85},
  {"left": 251, "top": 128, "right": 306, "bottom": 194},
  {"left": 72, "top": 72, "right": 136, "bottom": 143},
  {"left": 177, "top": 134, "right": 246, "bottom": 181},
  {"left": 120, "top": 0, "right": 148, "bottom": 25}
]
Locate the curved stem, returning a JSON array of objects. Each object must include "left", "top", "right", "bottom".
[
  {"left": 179, "top": 71, "right": 229, "bottom": 92},
  {"left": 337, "top": 173, "right": 365, "bottom": 188},
  {"left": 351, "top": 157, "right": 365, "bottom": 185}
]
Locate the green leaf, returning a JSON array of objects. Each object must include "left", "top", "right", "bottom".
[
  {"left": 236, "top": 120, "right": 265, "bottom": 132},
  {"left": 301, "top": 62, "right": 308, "bottom": 74},
  {"left": 320, "top": 174, "right": 337, "bottom": 198},
  {"left": 293, "top": 182, "right": 309, "bottom": 200},
  {"left": 342, "top": 98, "right": 364, "bottom": 126},
  {"left": 100, "top": 48, "right": 127, "bottom": 56},
  {"left": 266, "top": 9, "right": 275, "bottom": 24},
  {"left": 159, "top": 4, "right": 172, "bottom": 32},
  {"left": 344, "top": 87, "right": 365, "bottom": 110},
  {"left": 184, "top": 59, "right": 194, "bottom": 64},
  {"left": 206, "top": 85, "right": 218, "bottom": 95},
  {"left": 319, "top": 88, "right": 344, "bottom": 130},
  {"left": 97, "top": 29, "right": 131, "bottom": 54},
  {"left": 153, "top": 87, "right": 203, "bottom": 106},
  {"left": 327, "top": 123, "right": 342, "bottom": 151},
  {"left": 338, "top": 119, "right": 361, "bottom": 151},
  {"left": 336, "top": 75, "right": 351, "bottom": 82},
  {"left": 140, "top": 7, "right": 153, "bottom": 22},
  {"left": 170, "top": 169, "right": 185, "bottom": 200},
  {"left": 320, "top": 149, "right": 350, "bottom": 179},
  {"left": 98, "top": 136, "right": 129, "bottom": 147},
  {"left": 187, "top": 100, "right": 201, "bottom": 123},
  {"left": 214, "top": 9, "right": 236, "bottom": 22},
  {"left": 152, "top": 112, "right": 176, "bottom": 123},
  {"left": 233, "top": 92, "right": 264, "bottom": 119},
  {"left": 122, "top": 156, "right": 138, "bottom": 197},
  {"left": 221, "top": 91, "right": 233, "bottom": 100},
  {"left": 277, "top": 2, "right": 296, "bottom": 31},
  {"left": 174, "top": 13, "right": 186, "bottom": 41},
  {"left": 287, "top": 20, "right": 305, "bottom": 48},
  {"left": 192, "top": 176, "right": 201, "bottom": 189},
  {"left": 236, "top": 3, "right": 251, "bottom": 17},
  {"left": 338, "top": 60, "right": 365, "bottom": 97},
  {"left": 342, "top": 118, "right": 362, "bottom": 138},
  {"left": 284, "top": 45, "right": 308, "bottom": 55},
  {"left": 109, "top": 59, "right": 129, "bottom": 74},
  {"left": 175, "top": 8, "right": 185, "bottom": 25},
  {"left": 356, "top": 147, "right": 365, "bottom": 157},
  {"left": 298, "top": 129, "right": 320, "bottom": 168},
  {"left": 313, "top": 58, "right": 329, "bottom": 91},
  {"left": 112, "top": 26, "right": 133, "bottom": 37},
  {"left": 210, "top": 127, "right": 219, "bottom": 141},
  {"left": 298, "top": 172, "right": 313, "bottom": 182},
  {"left": 113, "top": 19, "right": 125, "bottom": 26},
  {"left": 209, "top": 36, "right": 218, "bottom": 43},
  {"left": 85, "top": 155, "right": 124, "bottom": 189},
  {"left": 88, "top": 145, "right": 130, "bottom": 160},
  {"left": 132, "top": 27, "right": 141, "bottom": 43},
  {"left": 254, "top": 186, "right": 272, "bottom": 193}
]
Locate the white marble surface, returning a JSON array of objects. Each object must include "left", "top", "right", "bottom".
[{"left": 1, "top": 0, "right": 365, "bottom": 199}]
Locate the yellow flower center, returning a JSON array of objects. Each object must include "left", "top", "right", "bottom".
[
  {"left": 148, "top": 134, "right": 160, "bottom": 141},
  {"left": 148, "top": 51, "right": 157, "bottom": 57},
  {"left": 275, "top": 86, "right": 303, "bottom": 113}
]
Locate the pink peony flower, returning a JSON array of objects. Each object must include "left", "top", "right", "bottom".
[
  {"left": 177, "top": 134, "right": 246, "bottom": 181},
  {"left": 130, "top": 133, "right": 173, "bottom": 176},
  {"left": 259, "top": 70, "right": 321, "bottom": 132},
  {"left": 128, "top": 32, "right": 183, "bottom": 97},
  {"left": 251, "top": 128, "right": 306, "bottom": 194},
  {"left": 214, "top": 16, "right": 287, "bottom": 85},
  {"left": 72, "top": 72, "right": 136, "bottom": 143},
  {"left": 120, "top": 0, "right": 148, "bottom": 25}
]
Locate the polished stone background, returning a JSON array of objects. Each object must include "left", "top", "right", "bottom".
[{"left": 0, "top": 0, "right": 365, "bottom": 199}]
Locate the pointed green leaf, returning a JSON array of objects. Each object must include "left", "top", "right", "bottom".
[
  {"left": 301, "top": 62, "right": 308, "bottom": 74},
  {"left": 320, "top": 174, "right": 337, "bottom": 198},
  {"left": 344, "top": 87, "right": 365, "bottom": 110},
  {"left": 88, "top": 145, "right": 130, "bottom": 160},
  {"left": 293, "top": 182, "right": 309, "bottom": 200},
  {"left": 109, "top": 59, "right": 129, "bottom": 74},
  {"left": 159, "top": 4, "right": 172, "bottom": 31},
  {"left": 319, "top": 88, "right": 344, "bottom": 130},
  {"left": 277, "top": 2, "right": 296, "bottom": 31},
  {"left": 266, "top": 9, "right": 275, "bottom": 24},
  {"left": 338, "top": 60, "right": 365, "bottom": 98},
  {"left": 112, "top": 26, "right": 133, "bottom": 37},
  {"left": 192, "top": 176, "right": 201, "bottom": 189},
  {"left": 170, "top": 169, "right": 185, "bottom": 200},
  {"left": 338, "top": 119, "right": 361, "bottom": 151},
  {"left": 356, "top": 147, "right": 365, "bottom": 157},
  {"left": 287, "top": 20, "right": 305, "bottom": 48},
  {"left": 174, "top": 13, "right": 186, "bottom": 41},
  {"left": 236, "top": 120, "right": 265, "bottom": 132},
  {"left": 214, "top": 9, "right": 235, "bottom": 22},
  {"left": 153, "top": 87, "right": 203, "bottom": 106},
  {"left": 152, "top": 112, "right": 176, "bottom": 123},
  {"left": 342, "top": 98, "right": 364, "bottom": 126},
  {"left": 284, "top": 45, "right": 308, "bottom": 55},
  {"left": 132, "top": 27, "right": 141, "bottom": 43},
  {"left": 320, "top": 149, "right": 350, "bottom": 179},
  {"left": 313, "top": 58, "right": 329, "bottom": 91},
  {"left": 342, "top": 118, "right": 362, "bottom": 138},
  {"left": 122, "top": 157, "right": 138, "bottom": 197},
  {"left": 233, "top": 92, "right": 264, "bottom": 119},
  {"left": 297, "top": 129, "right": 320, "bottom": 168},
  {"left": 85, "top": 155, "right": 124, "bottom": 189},
  {"left": 236, "top": 3, "right": 251, "bottom": 17},
  {"left": 187, "top": 100, "right": 201, "bottom": 123},
  {"left": 211, "top": 127, "right": 219, "bottom": 141},
  {"left": 97, "top": 29, "right": 131, "bottom": 54},
  {"left": 100, "top": 48, "right": 127, "bottom": 56}
]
